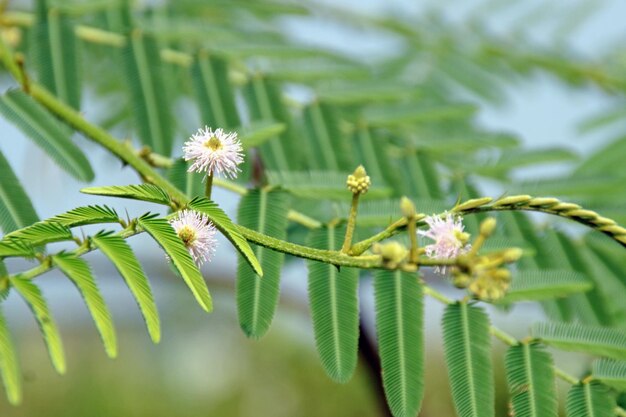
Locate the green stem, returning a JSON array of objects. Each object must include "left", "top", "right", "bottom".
[
  {"left": 342, "top": 193, "right": 360, "bottom": 253},
  {"left": 205, "top": 171, "right": 214, "bottom": 200}
]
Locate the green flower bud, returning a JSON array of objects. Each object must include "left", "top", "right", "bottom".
[
  {"left": 400, "top": 196, "right": 416, "bottom": 218},
  {"left": 479, "top": 217, "right": 497, "bottom": 237}
]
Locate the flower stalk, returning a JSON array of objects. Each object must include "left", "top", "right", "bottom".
[{"left": 342, "top": 165, "right": 371, "bottom": 254}]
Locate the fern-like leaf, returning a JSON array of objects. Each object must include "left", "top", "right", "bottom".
[
  {"left": 0, "top": 307, "right": 21, "bottom": 405},
  {"left": 123, "top": 30, "right": 173, "bottom": 155},
  {"left": 92, "top": 232, "right": 160, "bottom": 343},
  {"left": 566, "top": 382, "right": 614, "bottom": 417},
  {"left": 307, "top": 226, "right": 359, "bottom": 383},
  {"left": 237, "top": 120, "right": 286, "bottom": 149},
  {"left": 243, "top": 77, "right": 301, "bottom": 170},
  {"left": 236, "top": 190, "right": 289, "bottom": 338},
  {"left": 188, "top": 197, "right": 263, "bottom": 276},
  {"left": 9, "top": 277, "right": 65, "bottom": 374},
  {"left": 0, "top": 90, "right": 93, "bottom": 181},
  {"left": 53, "top": 254, "right": 117, "bottom": 358},
  {"left": 266, "top": 170, "right": 393, "bottom": 200},
  {"left": 81, "top": 184, "right": 171, "bottom": 206},
  {"left": 500, "top": 270, "right": 592, "bottom": 303},
  {"left": 375, "top": 270, "right": 424, "bottom": 417},
  {"left": 191, "top": 52, "right": 240, "bottom": 128},
  {"left": 442, "top": 302, "right": 494, "bottom": 417},
  {"left": 592, "top": 359, "right": 626, "bottom": 391},
  {"left": 49, "top": 205, "right": 120, "bottom": 227},
  {"left": 532, "top": 322, "right": 626, "bottom": 360},
  {"left": 32, "top": 3, "right": 81, "bottom": 109},
  {"left": 3, "top": 222, "right": 72, "bottom": 246},
  {"left": 138, "top": 214, "right": 212, "bottom": 312},
  {"left": 505, "top": 342, "right": 558, "bottom": 417},
  {"left": 0, "top": 240, "right": 35, "bottom": 258},
  {"left": 0, "top": 150, "right": 38, "bottom": 233}
]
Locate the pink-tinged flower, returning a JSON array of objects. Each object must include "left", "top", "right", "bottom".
[
  {"left": 170, "top": 210, "right": 217, "bottom": 266},
  {"left": 418, "top": 213, "right": 470, "bottom": 274},
  {"left": 182, "top": 126, "right": 244, "bottom": 178}
]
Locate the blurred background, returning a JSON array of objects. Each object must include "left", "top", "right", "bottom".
[{"left": 1, "top": 0, "right": 626, "bottom": 415}]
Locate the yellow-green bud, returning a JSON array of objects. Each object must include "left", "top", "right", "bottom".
[
  {"left": 346, "top": 165, "right": 371, "bottom": 195},
  {"left": 479, "top": 217, "right": 497, "bottom": 237},
  {"left": 553, "top": 203, "right": 581, "bottom": 212},
  {"left": 453, "top": 273, "right": 472, "bottom": 289},
  {"left": 502, "top": 248, "right": 524, "bottom": 263},
  {"left": 527, "top": 197, "right": 560, "bottom": 207},
  {"left": 493, "top": 195, "right": 532, "bottom": 207},
  {"left": 400, "top": 196, "right": 416, "bottom": 218},
  {"left": 454, "top": 197, "right": 493, "bottom": 212},
  {"left": 566, "top": 209, "right": 598, "bottom": 219},
  {"left": 455, "top": 230, "right": 471, "bottom": 245},
  {"left": 373, "top": 241, "right": 408, "bottom": 268}
]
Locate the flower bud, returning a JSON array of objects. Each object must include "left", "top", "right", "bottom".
[
  {"left": 400, "top": 196, "right": 416, "bottom": 218},
  {"left": 479, "top": 217, "right": 497, "bottom": 237},
  {"left": 346, "top": 165, "right": 371, "bottom": 195},
  {"left": 502, "top": 248, "right": 524, "bottom": 263}
]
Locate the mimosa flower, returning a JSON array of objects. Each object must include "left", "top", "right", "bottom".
[
  {"left": 418, "top": 213, "right": 470, "bottom": 274},
  {"left": 183, "top": 126, "right": 244, "bottom": 178},
  {"left": 170, "top": 210, "right": 218, "bottom": 266}
]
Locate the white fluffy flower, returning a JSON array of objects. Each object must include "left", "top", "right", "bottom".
[
  {"left": 170, "top": 210, "right": 218, "bottom": 266},
  {"left": 418, "top": 212, "right": 470, "bottom": 274},
  {"left": 182, "top": 126, "right": 244, "bottom": 178}
]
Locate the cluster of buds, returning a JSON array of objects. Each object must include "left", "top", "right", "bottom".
[
  {"left": 450, "top": 218, "right": 522, "bottom": 301},
  {"left": 372, "top": 241, "right": 410, "bottom": 270},
  {"left": 346, "top": 165, "right": 371, "bottom": 195}
]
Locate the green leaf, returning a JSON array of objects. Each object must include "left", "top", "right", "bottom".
[
  {"left": 505, "top": 343, "right": 558, "bottom": 417},
  {"left": 48, "top": 205, "right": 120, "bottom": 227},
  {"left": 32, "top": 5, "right": 81, "bottom": 109},
  {"left": 242, "top": 76, "right": 301, "bottom": 170},
  {"left": 315, "top": 80, "right": 419, "bottom": 105},
  {"left": 0, "top": 240, "right": 35, "bottom": 259},
  {"left": 236, "top": 190, "right": 289, "bottom": 338},
  {"left": 442, "top": 302, "right": 494, "bottom": 417},
  {"left": 307, "top": 226, "right": 359, "bottom": 383},
  {"left": 236, "top": 120, "right": 286, "bottom": 150},
  {"left": 499, "top": 270, "right": 593, "bottom": 303},
  {"left": 0, "top": 307, "right": 21, "bottom": 405},
  {"left": 592, "top": 359, "right": 626, "bottom": 391},
  {"left": 137, "top": 214, "right": 212, "bottom": 312},
  {"left": 3, "top": 222, "right": 72, "bottom": 246},
  {"left": 167, "top": 158, "right": 204, "bottom": 199},
  {"left": 191, "top": 52, "right": 240, "bottom": 128},
  {"left": 53, "top": 254, "right": 117, "bottom": 358},
  {"left": 266, "top": 170, "right": 393, "bottom": 200},
  {"left": 363, "top": 101, "right": 477, "bottom": 128},
  {"left": 374, "top": 270, "right": 424, "bottom": 417},
  {"left": 0, "top": 90, "right": 93, "bottom": 181},
  {"left": 188, "top": 197, "right": 263, "bottom": 276},
  {"left": 0, "top": 149, "right": 39, "bottom": 233},
  {"left": 302, "top": 102, "right": 353, "bottom": 171},
  {"left": 91, "top": 232, "right": 160, "bottom": 343},
  {"left": 395, "top": 151, "right": 443, "bottom": 199},
  {"left": 81, "top": 184, "right": 171, "bottom": 206},
  {"left": 532, "top": 322, "right": 626, "bottom": 360},
  {"left": 9, "top": 277, "right": 65, "bottom": 374},
  {"left": 123, "top": 30, "right": 173, "bottom": 155},
  {"left": 566, "top": 382, "right": 615, "bottom": 417},
  {"left": 351, "top": 127, "right": 402, "bottom": 190}
]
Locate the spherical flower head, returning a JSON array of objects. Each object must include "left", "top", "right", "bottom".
[
  {"left": 183, "top": 126, "right": 244, "bottom": 179},
  {"left": 170, "top": 210, "right": 218, "bottom": 266},
  {"left": 418, "top": 212, "right": 471, "bottom": 274}
]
